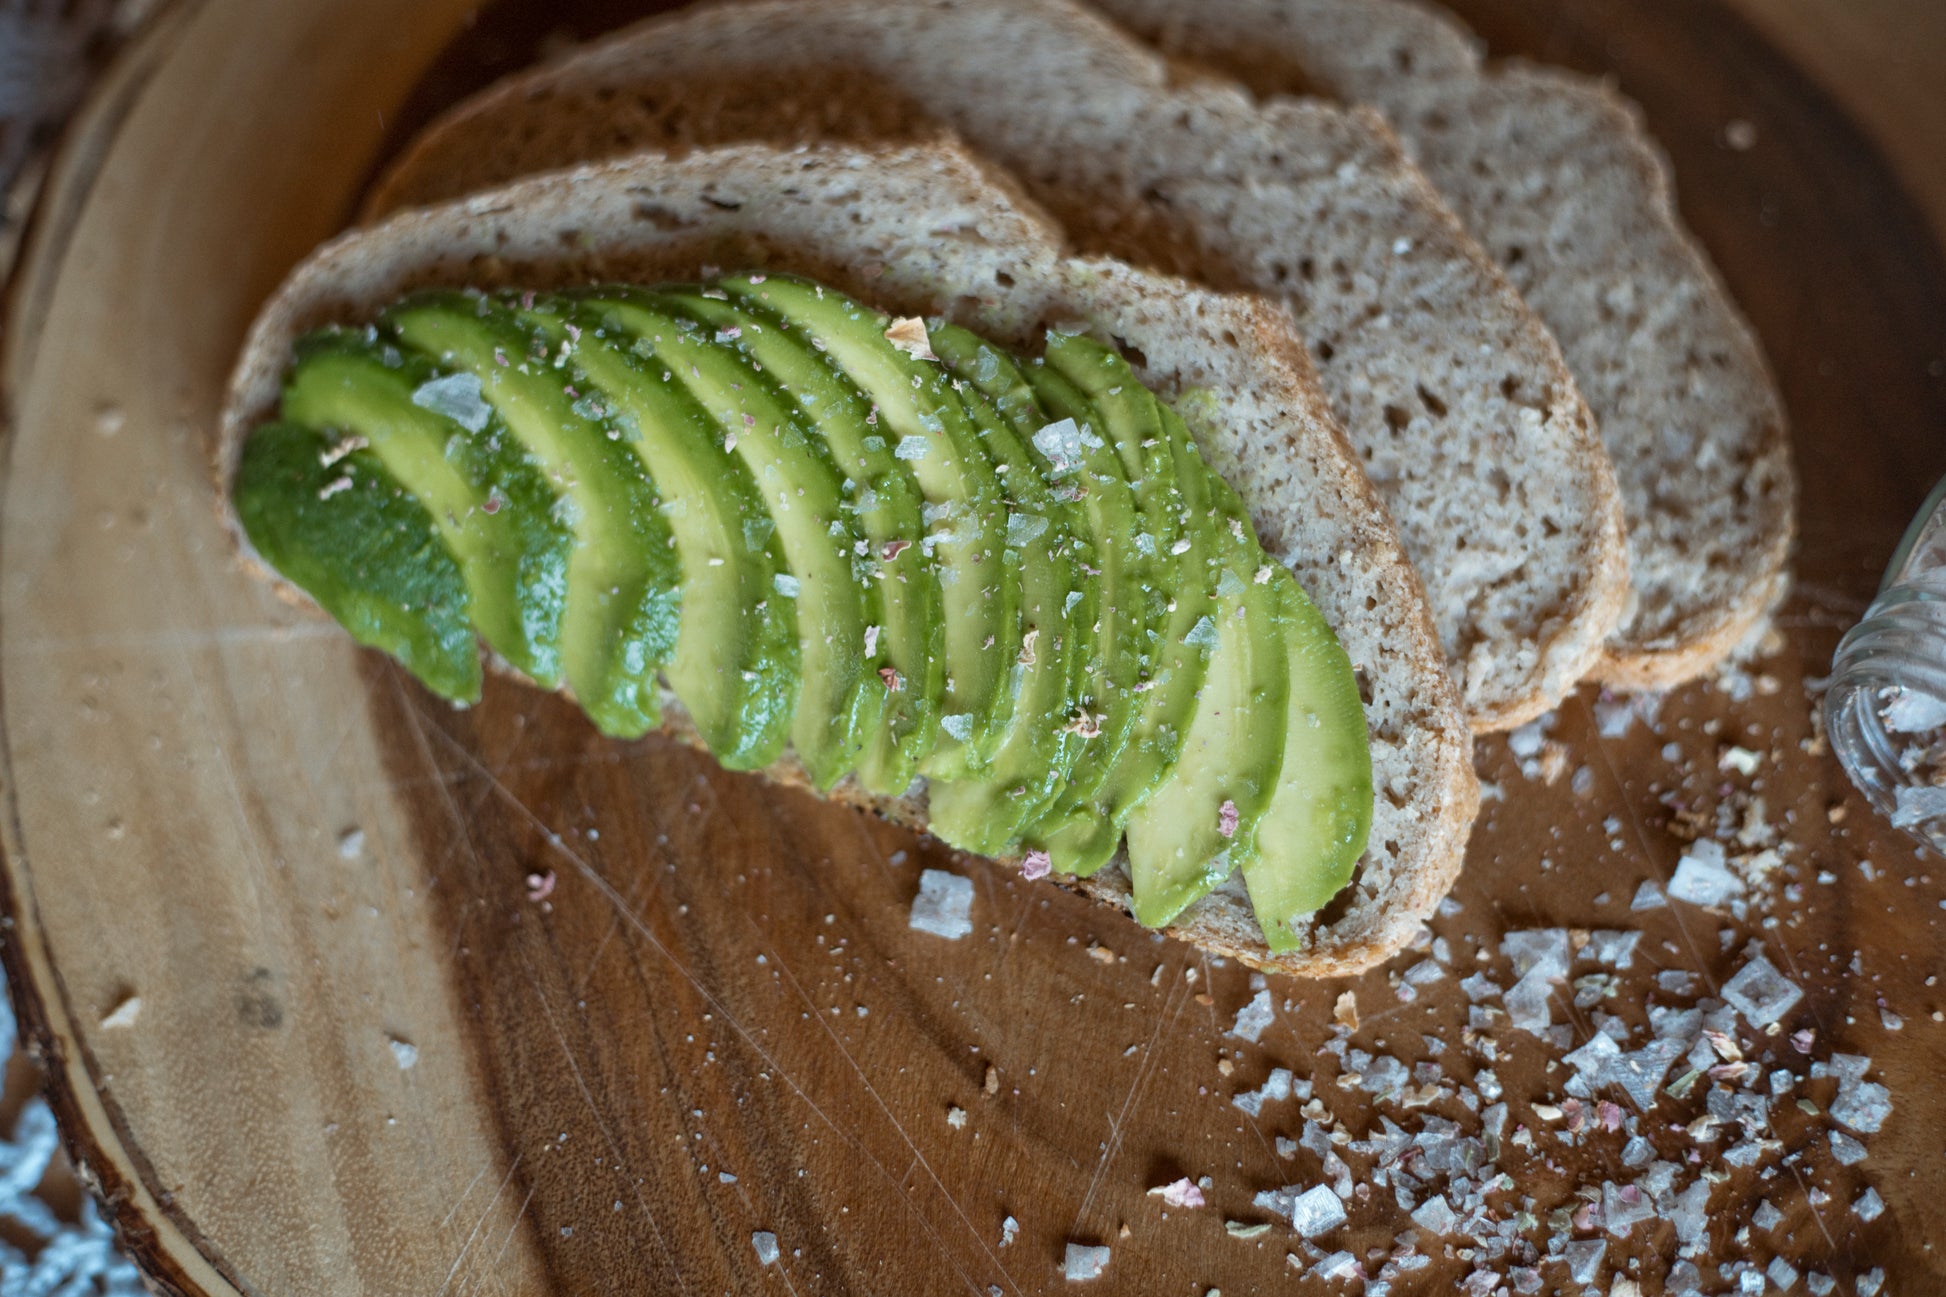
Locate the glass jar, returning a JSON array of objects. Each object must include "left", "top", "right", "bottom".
[{"left": 1827, "top": 473, "right": 1946, "bottom": 856}]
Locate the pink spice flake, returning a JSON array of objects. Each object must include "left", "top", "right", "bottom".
[
  {"left": 879, "top": 666, "right": 904, "bottom": 692},
  {"left": 882, "top": 538, "right": 912, "bottom": 560},
  {"left": 525, "top": 870, "right": 556, "bottom": 902},
  {"left": 1021, "top": 849, "right": 1052, "bottom": 881},
  {"left": 481, "top": 495, "right": 503, "bottom": 515},
  {"left": 1152, "top": 1177, "right": 1204, "bottom": 1209},
  {"left": 1217, "top": 799, "right": 1239, "bottom": 839},
  {"left": 520, "top": 289, "right": 536, "bottom": 310},
  {"left": 1598, "top": 1101, "right": 1623, "bottom": 1133}
]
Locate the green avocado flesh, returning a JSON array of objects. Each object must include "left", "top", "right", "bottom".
[{"left": 235, "top": 273, "right": 1372, "bottom": 942}]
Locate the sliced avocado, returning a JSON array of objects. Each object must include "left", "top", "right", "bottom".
[
  {"left": 1124, "top": 476, "right": 1291, "bottom": 928},
  {"left": 923, "top": 321, "right": 1087, "bottom": 855},
  {"left": 515, "top": 301, "right": 799, "bottom": 770},
  {"left": 719, "top": 274, "right": 1016, "bottom": 778},
  {"left": 385, "top": 292, "right": 680, "bottom": 739},
  {"left": 234, "top": 420, "right": 480, "bottom": 702},
  {"left": 280, "top": 328, "right": 572, "bottom": 689},
  {"left": 568, "top": 288, "right": 879, "bottom": 791},
  {"left": 660, "top": 287, "right": 943, "bottom": 795},
  {"left": 1240, "top": 568, "right": 1374, "bottom": 951},
  {"left": 1029, "top": 343, "right": 1216, "bottom": 876}
]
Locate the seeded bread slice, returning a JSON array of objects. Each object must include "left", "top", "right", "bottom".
[
  {"left": 1098, "top": 0, "right": 1797, "bottom": 688},
  {"left": 218, "top": 141, "right": 1478, "bottom": 977},
  {"left": 364, "top": 0, "right": 1629, "bottom": 731}
]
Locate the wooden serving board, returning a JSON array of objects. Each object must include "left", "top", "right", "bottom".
[{"left": 3, "top": 1, "right": 1943, "bottom": 1293}]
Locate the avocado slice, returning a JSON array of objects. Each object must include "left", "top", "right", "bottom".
[
  {"left": 279, "top": 328, "right": 573, "bottom": 689},
  {"left": 660, "top": 287, "right": 944, "bottom": 796},
  {"left": 234, "top": 420, "right": 480, "bottom": 702},
  {"left": 385, "top": 292, "right": 680, "bottom": 739},
  {"left": 1029, "top": 347, "right": 1219, "bottom": 876},
  {"left": 923, "top": 322, "right": 1088, "bottom": 854},
  {"left": 513, "top": 300, "right": 800, "bottom": 770},
  {"left": 567, "top": 288, "right": 880, "bottom": 791},
  {"left": 1124, "top": 475, "right": 1291, "bottom": 928},
  {"left": 719, "top": 274, "right": 1016, "bottom": 779},
  {"left": 1239, "top": 568, "right": 1374, "bottom": 951}
]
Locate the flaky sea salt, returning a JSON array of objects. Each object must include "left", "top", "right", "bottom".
[
  {"left": 1721, "top": 955, "right": 1803, "bottom": 1026},
  {"left": 1630, "top": 880, "right": 1668, "bottom": 911},
  {"left": 909, "top": 869, "right": 974, "bottom": 939},
  {"left": 1562, "top": 1238, "right": 1605, "bottom": 1285},
  {"left": 1890, "top": 783, "right": 1946, "bottom": 828},
  {"left": 1289, "top": 1185, "right": 1347, "bottom": 1238},
  {"left": 1829, "top": 1130, "right": 1867, "bottom": 1165},
  {"left": 1063, "top": 1244, "right": 1111, "bottom": 1281},
  {"left": 752, "top": 1232, "right": 780, "bottom": 1265},
  {"left": 1829, "top": 1079, "right": 1893, "bottom": 1135},
  {"left": 1854, "top": 1187, "right": 1884, "bottom": 1222},
  {"left": 1232, "top": 1067, "right": 1294, "bottom": 1117},
  {"left": 1409, "top": 1196, "right": 1456, "bottom": 1236},
  {"left": 1858, "top": 1267, "right": 1885, "bottom": 1297},
  {"left": 1668, "top": 841, "right": 1740, "bottom": 907},
  {"left": 1766, "top": 1259, "right": 1799, "bottom": 1293},
  {"left": 411, "top": 372, "right": 492, "bottom": 432},
  {"left": 1229, "top": 989, "right": 1275, "bottom": 1043}
]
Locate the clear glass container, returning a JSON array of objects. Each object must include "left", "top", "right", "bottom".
[{"left": 1827, "top": 473, "right": 1946, "bottom": 855}]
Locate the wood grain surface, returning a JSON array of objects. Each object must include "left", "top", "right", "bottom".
[{"left": 3, "top": 2, "right": 1944, "bottom": 1295}]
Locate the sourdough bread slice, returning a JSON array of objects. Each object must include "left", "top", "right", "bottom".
[
  {"left": 364, "top": 0, "right": 1629, "bottom": 731},
  {"left": 220, "top": 141, "right": 1478, "bottom": 976},
  {"left": 1099, "top": 0, "right": 1796, "bottom": 688}
]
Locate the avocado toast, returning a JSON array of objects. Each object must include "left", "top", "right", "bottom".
[{"left": 219, "top": 140, "right": 1478, "bottom": 976}]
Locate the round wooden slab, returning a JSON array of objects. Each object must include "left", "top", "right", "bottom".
[{"left": 3, "top": 1, "right": 1944, "bottom": 1293}]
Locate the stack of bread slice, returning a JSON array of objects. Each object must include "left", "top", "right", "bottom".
[{"left": 227, "top": 0, "right": 1792, "bottom": 974}]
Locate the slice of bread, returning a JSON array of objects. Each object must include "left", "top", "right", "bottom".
[
  {"left": 364, "top": 0, "right": 1629, "bottom": 731},
  {"left": 1099, "top": 0, "right": 1797, "bottom": 688},
  {"left": 219, "top": 140, "right": 1479, "bottom": 977}
]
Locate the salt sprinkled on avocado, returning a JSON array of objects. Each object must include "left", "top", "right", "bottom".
[{"left": 410, "top": 371, "right": 492, "bottom": 432}]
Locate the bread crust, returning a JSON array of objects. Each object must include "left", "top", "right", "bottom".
[
  {"left": 218, "top": 141, "right": 1477, "bottom": 976},
  {"left": 361, "top": 0, "right": 1629, "bottom": 733}
]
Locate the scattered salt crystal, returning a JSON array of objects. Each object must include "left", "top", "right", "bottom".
[
  {"left": 1402, "top": 960, "right": 1445, "bottom": 988},
  {"left": 1275, "top": 1136, "right": 1298, "bottom": 1158},
  {"left": 337, "top": 827, "right": 366, "bottom": 860},
  {"left": 1668, "top": 841, "right": 1740, "bottom": 907},
  {"left": 1033, "top": 418, "right": 1090, "bottom": 474},
  {"left": 719, "top": 1171, "right": 737, "bottom": 1184},
  {"left": 1409, "top": 1196, "right": 1455, "bottom": 1236},
  {"left": 388, "top": 1036, "right": 418, "bottom": 1070},
  {"left": 1766, "top": 1259, "right": 1799, "bottom": 1293},
  {"left": 1000, "top": 1216, "right": 1018, "bottom": 1247},
  {"left": 1630, "top": 880, "right": 1667, "bottom": 911},
  {"left": 909, "top": 869, "right": 974, "bottom": 939},
  {"left": 1858, "top": 1267, "right": 1885, "bottom": 1297},
  {"left": 1656, "top": 968, "right": 1697, "bottom": 995},
  {"left": 1669, "top": 1179, "right": 1711, "bottom": 1252},
  {"left": 1854, "top": 1187, "right": 1884, "bottom": 1222},
  {"left": 752, "top": 1232, "right": 780, "bottom": 1265},
  {"left": 1459, "top": 972, "right": 1502, "bottom": 1002},
  {"left": 1232, "top": 1067, "right": 1294, "bottom": 1117},
  {"left": 1601, "top": 1182, "right": 1655, "bottom": 1238},
  {"left": 1751, "top": 1199, "right": 1782, "bottom": 1231},
  {"left": 1806, "top": 1275, "right": 1836, "bottom": 1297},
  {"left": 1313, "top": 1251, "right": 1359, "bottom": 1280},
  {"left": 946, "top": 1106, "right": 967, "bottom": 1129},
  {"left": 1562, "top": 1238, "right": 1605, "bottom": 1284},
  {"left": 1721, "top": 955, "right": 1802, "bottom": 1027},
  {"left": 1830, "top": 1078, "right": 1893, "bottom": 1134},
  {"left": 1829, "top": 1130, "right": 1867, "bottom": 1165},
  {"left": 1229, "top": 989, "right": 1275, "bottom": 1043},
  {"left": 1504, "top": 970, "right": 1554, "bottom": 1034},
  {"left": 1586, "top": 930, "right": 1641, "bottom": 970},
  {"left": 1503, "top": 928, "right": 1571, "bottom": 981},
  {"left": 1063, "top": 1243, "right": 1111, "bottom": 1281},
  {"left": 1289, "top": 1184, "right": 1347, "bottom": 1238},
  {"left": 411, "top": 372, "right": 492, "bottom": 432},
  {"left": 895, "top": 435, "right": 931, "bottom": 461}
]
